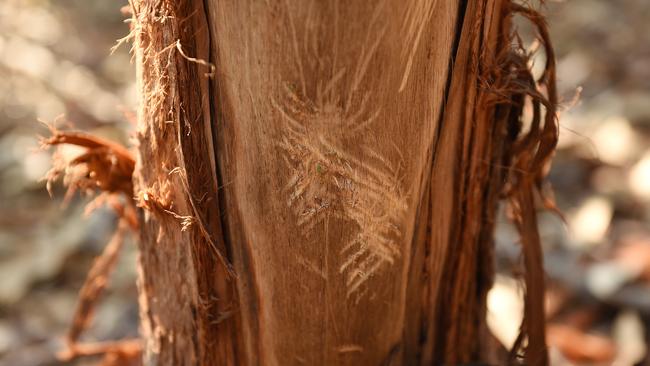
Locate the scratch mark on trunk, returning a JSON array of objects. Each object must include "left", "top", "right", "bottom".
[{"left": 399, "top": 0, "right": 440, "bottom": 92}]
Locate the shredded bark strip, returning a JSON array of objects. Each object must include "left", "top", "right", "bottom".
[
  {"left": 41, "top": 121, "right": 141, "bottom": 363},
  {"left": 66, "top": 220, "right": 129, "bottom": 346},
  {"left": 43, "top": 0, "right": 559, "bottom": 364},
  {"left": 493, "top": 2, "right": 559, "bottom": 364}
]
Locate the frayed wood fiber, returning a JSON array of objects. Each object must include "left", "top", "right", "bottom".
[
  {"left": 423, "top": 1, "right": 558, "bottom": 364},
  {"left": 41, "top": 120, "right": 141, "bottom": 363},
  {"left": 130, "top": 0, "right": 239, "bottom": 365},
  {"left": 43, "top": 0, "right": 561, "bottom": 364},
  {"left": 127, "top": 0, "right": 559, "bottom": 364}
]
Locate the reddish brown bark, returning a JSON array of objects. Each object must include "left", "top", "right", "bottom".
[{"left": 127, "top": 0, "right": 557, "bottom": 365}]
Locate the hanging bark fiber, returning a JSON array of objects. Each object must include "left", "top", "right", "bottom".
[{"left": 87, "top": 0, "right": 559, "bottom": 364}]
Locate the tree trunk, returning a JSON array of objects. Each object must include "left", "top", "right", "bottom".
[{"left": 131, "top": 0, "right": 554, "bottom": 365}]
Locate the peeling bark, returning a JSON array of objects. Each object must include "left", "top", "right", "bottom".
[{"left": 130, "top": 0, "right": 557, "bottom": 365}]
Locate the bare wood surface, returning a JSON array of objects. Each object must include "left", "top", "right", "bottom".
[
  {"left": 206, "top": 1, "right": 461, "bottom": 365},
  {"left": 132, "top": 0, "right": 547, "bottom": 365}
]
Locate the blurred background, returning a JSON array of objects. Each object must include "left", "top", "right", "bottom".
[
  {"left": 0, "top": 0, "right": 649, "bottom": 365},
  {"left": 0, "top": 1, "right": 138, "bottom": 365}
]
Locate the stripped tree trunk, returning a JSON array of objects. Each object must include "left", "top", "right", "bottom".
[{"left": 131, "top": 0, "right": 556, "bottom": 365}]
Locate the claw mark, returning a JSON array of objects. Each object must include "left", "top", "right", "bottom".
[
  {"left": 277, "top": 2, "right": 407, "bottom": 296},
  {"left": 284, "top": 0, "right": 307, "bottom": 96},
  {"left": 399, "top": 0, "right": 439, "bottom": 92},
  {"left": 337, "top": 344, "right": 364, "bottom": 354},
  {"left": 347, "top": 0, "right": 387, "bottom": 106},
  {"left": 296, "top": 255, "right": 328, "bottom": 280},
  {"left": 276, "top": 86, "right": 407, "bottom": 296}
]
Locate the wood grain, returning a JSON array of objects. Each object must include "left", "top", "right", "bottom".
[
  {"left": 132, "top": 0, "right": 539, "bottom": 365},
  {"left": 206, "top": 1, "right": 458, "bottom": 364}
]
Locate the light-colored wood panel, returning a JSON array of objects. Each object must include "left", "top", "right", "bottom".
[{"left": 206, "top": 1, "right": 458, "bottom": 364}]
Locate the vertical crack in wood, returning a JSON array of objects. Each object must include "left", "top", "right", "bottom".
[
  {"left": 425, "top": 1, "right": 557, "bottom": 364},
  {"left": 132, "top": 0, "right": 239, "bottom": 364}
]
